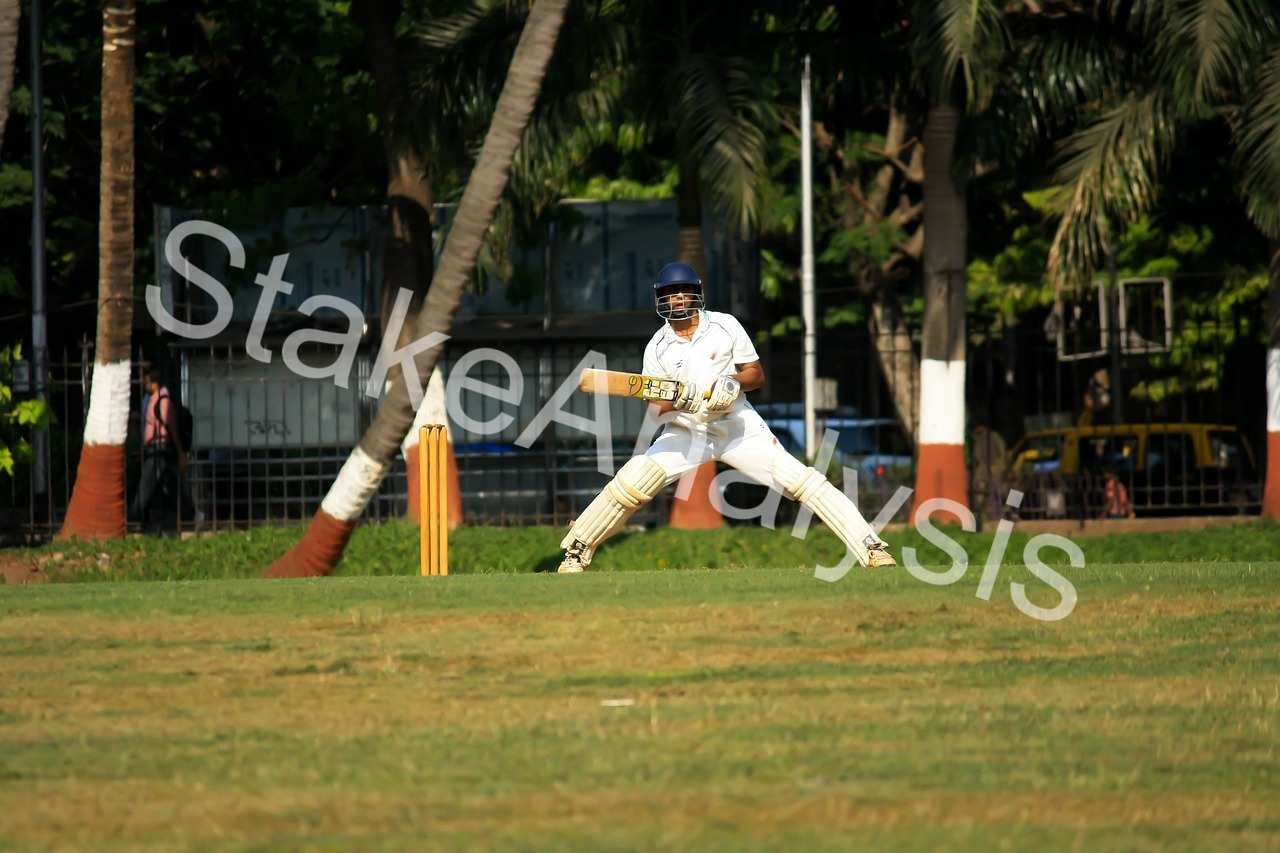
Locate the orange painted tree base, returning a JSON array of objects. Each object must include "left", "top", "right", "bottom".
[
  {"left": 58, "top": 443, "right": 127, "bottom": 540},
  {"left": 912, "top": 443, "right": 969, "bottom": 524},
  {"left": 405, "top": 442, "right": 463, "bottom": 530},
  {"left": 1264, "top": 432, "right": 1280, "bottom": 519},
  {"left": 669, "top": 461, "right": 723, "bottom": 530},
  {"left": 264, "top": 510, "right": 358, "bottom": 578}
]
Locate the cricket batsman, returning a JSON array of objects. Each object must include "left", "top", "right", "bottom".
[{"left": 557, "top": 261, "right": 897, "bottom": 573}]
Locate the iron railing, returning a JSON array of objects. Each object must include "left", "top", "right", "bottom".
[{"left": 3, "top": 295, "right": 1267, "bottom": 540}]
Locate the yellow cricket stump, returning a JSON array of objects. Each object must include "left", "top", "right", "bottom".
[{"left": 418, "top": 424, "right": 449, "bottom": 576}]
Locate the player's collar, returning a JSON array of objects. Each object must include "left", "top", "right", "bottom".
[{"left": 663, "top": 310, "right": 705, "bottom": 341}]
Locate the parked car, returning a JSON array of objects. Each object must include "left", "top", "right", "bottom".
[
  {"left": 751, "top": 404, "right": 914, "bottom": 483},
  {"left": 1006, "top": 422, "right": 1260, "bottom": 516}
]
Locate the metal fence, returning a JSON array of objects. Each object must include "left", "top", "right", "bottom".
[
  {"left": 2, "top": 337, "right": 673, "bottom": 541},
  {"left": 4, "top": 289, "right": 1268, "bottom": 541}
]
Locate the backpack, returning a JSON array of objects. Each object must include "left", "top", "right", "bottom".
[
  {"left": 152, "top": 393, "right": 195, "bottom": 451},
  {"left": 176, "top": 399, "right": 194, "bottom": 451}
]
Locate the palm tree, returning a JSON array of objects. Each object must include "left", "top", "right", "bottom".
[
  {"left": 358, "top": 0, "right": 437, "bottom": 340},
  {"left": 626, "top": 0, "right": 778, "bottom": 528},
  {"left": 59, "top": 1, "right": 136, "bottom": 540},
  {"left": 1039, "top": 1, "right": 1280, "bottom": 516},
  {"left": 906, "top": 0, "right": 1008, "bottom": 519},
  {"left": 794, "top": 2, "right": 1104, "bottom": 479},
  {"left": 0, "top": 0, "right": 18, "bottom": 145},
  {"left": 406, "top": 0, "right": 778, "bottom": 529},
  {"left": 353, "top": 0, "right": 469, "bottom": 527},
  {"left": 266, "top": 0, "right": 569, "bottom": 577}
]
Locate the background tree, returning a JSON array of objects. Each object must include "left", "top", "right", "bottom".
[
  {"left": 1039, "top": 0, "right": 1280, "bottom": 517},
  {"left": 0, "top": 0, "right": 385, "bottom": 351},
  {"left": 58, "top": 1, "right": 135, "bottom": 539},
  {"left": 904, "top": 0, "right": 1011, "bottom": 518},
  {"left": 267, "top": 0, "right": 569, "bottom": 578},
  {"left": 623, "top": 0, "right": 779, "bottom": 529},
  {"left": 0, "top": 0, "right": 17, "bottom": 144},
  {"left": 352, "top": 0, "right": 455, "bottom": 527},
  {"left": 405, "top": 0, "right": 780, "bottom": 530}
]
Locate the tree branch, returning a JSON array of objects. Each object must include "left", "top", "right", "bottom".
[
  {"left": 865, "top": 140, "right": 924, "bottom": 184},
  {"left": 890, "top": 195, "right": 924, "bottom": 228},
  {"left": 881, "top": 226, "right": 925, "bottom": 274}
]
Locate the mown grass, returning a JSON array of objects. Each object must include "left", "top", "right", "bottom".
[
  {"left": 1, "top": 562, "right": 1278, "bottom": 850},
  {"left": 8, "top": 518, "right": 1280, "bottom": 581}
]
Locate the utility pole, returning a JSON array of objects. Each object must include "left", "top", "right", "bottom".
[
  {"left": 30, "top": 0, "right": 49, "bottom": 507},
  {"left": 800, "top": 55, "right": 816, "bottom": 460},
  {"left": 1107, "top": 247, "right": 1125, "bottom": 424}
]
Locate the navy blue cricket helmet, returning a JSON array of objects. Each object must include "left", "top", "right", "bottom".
[{"left": 653, "top": 262, "right": 705, "bottom": 321}]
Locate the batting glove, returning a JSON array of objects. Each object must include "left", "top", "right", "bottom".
[
  {"left": 704, "top": 376, "right": 741, "bottom": 412},
  {"left": 673, "top": 380, "right": 703, "bottom": 413}
]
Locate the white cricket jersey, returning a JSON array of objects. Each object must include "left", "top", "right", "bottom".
[{"left": 642, "top": 310, "right": 761, "bottom": 426}]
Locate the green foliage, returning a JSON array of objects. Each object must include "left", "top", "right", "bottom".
[
  {"left": 0, "top": 0, "right": 382, "bottom": 325},
  {"left": 966, "top": 222, "right": 1055, "bottom": 319},
  {"left": 822, "top": 302, "right": 866, "bottom": 328},
  {"left": 0, "top": 164, "right": 33, "bottom": 210},
  {"left": 969, "top": 197, "right": 1267, "bottom": 404},
  {"left": 754, "top": 120, "right": 924, "bottom": 337},
  {"left": 0, "top": 345, "right": 51, "bottom": 478},
  {"left": 818, "top": 223, "right": 906, "bottom": 268},
  {"left": 569, "top": 164, "right": 679, "bottom": 201},
  {"left": 758, "top": 248, "right": 793, "bottom": 301},
  {"left": 13, "top": 518, "right": 1280, "bottom": 582},
  {"left": 1039, "top": 1, "right": 1280, "bottom": 281},
  {"left": 1131, "top": 269, "right": 1268, "bottom": 402}
]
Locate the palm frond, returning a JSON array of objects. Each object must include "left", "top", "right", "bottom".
[
  {"left": 925, "top": 0, "right": 1008, "bottom": 107},
  {"left": 1168, "top": 0, "right": 1277, "bottom": 103},
  {"left": 1095, "top": 0, "right": 1174, "bottom": 36},
  {"left": 981, "top": 23, "right": 1129, "bottom": 158},
  {"left": 1236, "top": 44, "right": 1280, "bottom": 237},
  {"left": 666, "top": 54, "right": 777, "bottom": 235},
  {"left": 407, "top": 0, "right": 629, "bottom": 188},
  {"left": 406, "top": 0, "right": 527, "bottom": 170},
  {"left": 1046, "top": 92, "right": 1181, "bottom": 287}
]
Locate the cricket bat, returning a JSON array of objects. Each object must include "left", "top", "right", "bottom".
[{"left": 578, "top": 368, "right": 685, "bottom": 402}]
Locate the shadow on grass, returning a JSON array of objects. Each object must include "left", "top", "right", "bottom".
[{"left": 532, "top": 530, "right": 646, "bottom": 573}]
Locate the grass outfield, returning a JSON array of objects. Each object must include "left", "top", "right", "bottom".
[
  {"left": 2, "top": 561, "right": 1278, "bottom": 850},
  {"left": 6, "top": 518, "right": 1280, "bottom": 581}
]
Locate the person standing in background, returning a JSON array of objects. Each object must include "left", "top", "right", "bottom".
[{"left": 130, "top": 367, "right": 199, "bottom": 530}]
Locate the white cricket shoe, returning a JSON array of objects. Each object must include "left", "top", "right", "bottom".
[
  {"left": 866, "top": 542, "right": 896, "bottom": 568},
  {"left": 557, "top": 541, "right": 589, "bottom": 574}
]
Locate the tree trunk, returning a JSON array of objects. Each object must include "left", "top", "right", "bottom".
[
  {"left": 0, "top": 0, "right": 18, "bottom": 145},
  {"left": 359, "top": 0, "right": 436, "bottom": 339},
  {"left": 861, "top": 105, "right": 923, "bottom": 448},
  {"left": 675, "top": 157, "right": 706, "bottom": 277},
  {"left": 912, "top": 103, "right": 969, "bottom": 522},
  {"left": 1264, "top": 240, "right": 1280, "bottom": 519},
  {"left": 870, "top": 295, "right": 919, "bottom": 445},
  {"left": 355, "top": 0, "right": 460, "bottom": 525},
  {"left": 668, "top": 156, "right": 723, "bottom": 530},
  {"left": 381, "top": 150, "right": 435, "bottom": 337},
  {"left": 60, "top": 1, "right": 135, "bottom": 540},
  {"left": 266, "top": 0, "right": 568, "bottom": 577}
]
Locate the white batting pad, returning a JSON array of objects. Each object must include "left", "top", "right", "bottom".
[
  {"left": 560, "top": 456, "right": 667, "bottom": 561},
  {"left": 776, "top": 463, "right": 877, "bottom": 567}
]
